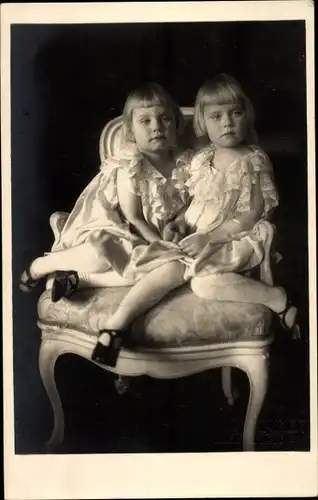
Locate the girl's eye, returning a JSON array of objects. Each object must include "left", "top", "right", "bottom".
[
  {"left": 140, "top": 118, "right": 150, "bottom": 124},
  {"left": 162, "top": 115, "right": 172, "bottom": 123},
  {"left": 232, "top": 110, "right": 243, "bottom": 117},
  {"left": 210, "top": 114, "right": 221, "bottom": 120}
]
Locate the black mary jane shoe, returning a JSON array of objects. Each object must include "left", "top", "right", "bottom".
[
  {"left": 51, "top": 270, "right": 79, "bottom": 303},
  {"left": 277, "top": 298, "right": 301, "bottom": 340},
  {"left": 91, "top": 329, "right": 126, "bottom": 368},
  {"left": 20, "top": 267, "right": 41, "bottom": 293}
]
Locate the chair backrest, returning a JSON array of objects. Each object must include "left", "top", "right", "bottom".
[{"left": 99, "top": 107, "right": 198, "bottom": 161}]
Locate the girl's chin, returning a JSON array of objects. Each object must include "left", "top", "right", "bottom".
[
  {"left": 147, "top": 142, "right": 171, "bottom": 152},
  {"left": 215, "top": 137, "right": 241, "bottom": 148}
]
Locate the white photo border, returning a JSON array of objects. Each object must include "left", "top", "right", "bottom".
[{"left": 1, "top": 2, "right": 316, "bottom": 498}]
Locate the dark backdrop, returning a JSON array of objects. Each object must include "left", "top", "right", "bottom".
[{"left": 11, "top": 21, "right": 309, "bottom": 454}]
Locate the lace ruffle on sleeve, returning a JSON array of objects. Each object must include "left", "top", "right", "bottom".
[
  {"left": 185, "top": 147, "right": 215, "bottom": 198},
  {"left": 112, "top": 152, "right": 146, "bottom": 199},
  {"left": 99, "top": 151, "right": 145, "bottom": 208},
  {"left": 121, "top": 156, "right": 145, "bottom": 197}
]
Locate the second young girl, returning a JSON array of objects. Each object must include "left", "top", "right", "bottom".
[{"left": 180, "top": 73, "right": 299, "bottom": 337}]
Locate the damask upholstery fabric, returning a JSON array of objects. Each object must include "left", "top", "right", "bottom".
[{"left": 37, "top": 286, "right": 272, "bottom": 347}]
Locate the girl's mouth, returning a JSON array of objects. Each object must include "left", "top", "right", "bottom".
[
  {"left": 151, "top": 136, "right": 166, "bottom": 141},
  {"left": 221, "top": 132, "right": 234, "bottom": 138}
]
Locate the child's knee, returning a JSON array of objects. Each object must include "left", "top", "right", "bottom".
[{"left": 191, "top": 276, "right": 218, "bottom": 299}]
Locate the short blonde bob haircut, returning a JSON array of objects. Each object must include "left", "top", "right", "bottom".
[
  {"left": 122, "top": 82, "right": 185, "bottom": 143},
  {"left": 193, "top": 73, "right": 258, "bottom": 144}
]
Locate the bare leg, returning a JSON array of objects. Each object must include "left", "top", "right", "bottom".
[
  {"left": 191, "top": 273, "right": 297, "bottom": 328},
  {"left": 77, "top": 271, "right": 135, "bottom": 288},
  {"left": 29, "top": 244, "right": 108, "bottom": 278},
  {"left": 100, "top": 261, "right": 186, "bottom": 331},
  {"left": 28, "top": 235, "right": 129, "bottom": 279}
]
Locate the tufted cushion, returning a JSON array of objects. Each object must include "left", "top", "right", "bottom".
[{"left": 37, "top": 285, "right": 272, "bottom": 347}]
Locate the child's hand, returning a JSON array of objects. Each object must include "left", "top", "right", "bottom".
[
  {"left": 162, "top": 218, "right": 187, "bottom": 243},
  {"left": 174, "top": 217, "right": 187, "bottom": 239},
  {"left": 162, "top": 221, "right": 176, "bottom": 242},
  {"left": 162, "top": 221, "right": 182, "bottom": 243},
  {"left": 179, "top": 233, "right": 211, "bottom": 257}
]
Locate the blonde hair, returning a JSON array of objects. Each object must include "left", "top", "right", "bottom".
[
  {"left": 122, "top": 82, "right": 184, "bottom": 143},
  {"left": 193, "top": 73, "right": 258, "bottom": 144}
]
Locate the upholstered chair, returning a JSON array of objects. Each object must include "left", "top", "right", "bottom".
[{"left": 36, "top": 108, "right": 275, "bottom": 452}]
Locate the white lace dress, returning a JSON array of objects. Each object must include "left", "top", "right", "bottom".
[
  {"left": 182, "top": 144, "right": 279, "bottom": 277},
  {"left": 52, "top": 144, "right": 192, "bottom": 275},
  {"left": 113, "top": 147, "right": 193, "bottom": 280}
]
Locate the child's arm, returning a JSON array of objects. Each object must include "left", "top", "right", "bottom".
[
  {"left": 190, "top": 177, "right": 264, "bottom": 273},
  {"left": 206, "top": 148, "right": 264, "bottom": 243},
  {"left": 210, "top": 173, "right": 264, "bottom": 242},
  {"left": 117, "top": 170, "right": 161, "bottom": 243},
  {"left": 179, "top": 178, "right": 264, "bottom": 259}
]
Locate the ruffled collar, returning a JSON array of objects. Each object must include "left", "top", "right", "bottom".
[
  {"left": 101, "top": 144, "right": 190, "bottom": 187},
  {"left": 190, "top": 143, "right": 263, "bottom": 172},
  {"left": 142, "top": 153, "right": 187, "bottom": 185}
]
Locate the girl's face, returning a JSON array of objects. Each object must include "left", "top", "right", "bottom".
[
  {"left": 131, "top": 105, "right": 176, "bottom": 154},
  {"left": 203, "top": 102, "right": 247, "bottom": 148}
]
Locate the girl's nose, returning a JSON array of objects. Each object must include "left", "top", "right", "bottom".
[
  {"left": 151, "top": 118, "right": 163, "bottom": 131},
  {"left": 222, "top": 113, "right": 232, "bottom": 127}
]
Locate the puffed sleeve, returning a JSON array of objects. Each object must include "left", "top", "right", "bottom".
[
  {"left": 116, "top": 156, "right": 145, "bottom": 198},
  {"left": 99, "top": 152, "right": 145, "bottom": 208},
  {"left": 185, "top": 147, "right": 215, "bottom": 198},
  {"left": 98, "top": 156, "right": 120, "bottom": 206},
  {"left": 249, "top": 148, "right": 279, "bottom": 217}
]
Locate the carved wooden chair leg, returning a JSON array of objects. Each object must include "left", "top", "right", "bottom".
[
  {"left": 114, "top": 375, "right": 131, "bottom": 395},
  {"left": 39, "top": 338, "right": 65, "bottom": 452},
  {"left": 221, "top": 366, "right": 236, "bottom": 405},
  {"left": 240, "top": 352, "right": 269, "bottom": 451}
]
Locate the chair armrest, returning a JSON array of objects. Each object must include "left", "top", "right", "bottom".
[{"left": 49, "top": 211, "right": 69, "bottom": 246}]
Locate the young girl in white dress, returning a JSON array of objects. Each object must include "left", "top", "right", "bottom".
[
  {"left": 179, "top": 73, "right": 278, "bottom": 276},
  {"left": 179, "top": 74, "right": 299, "bottom": 337},
  {"left": 20, "top": 83, "right": 192, "bottom": 366}
]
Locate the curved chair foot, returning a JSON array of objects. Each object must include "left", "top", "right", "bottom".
[
  {"left": 221, "top": 366, "right": 239, "bottom": 405},
  {"left": 39, "top": 339, "right": 65, "bottom": 451},
  {"left": 114, "top": 375, "right": 131, "bottom": 395},
  {"left": 45, "top": 440, "right": 63, "bottom": 454},
  {"left": 241, "top": 353, "right": 269, "bottom": 451}
]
